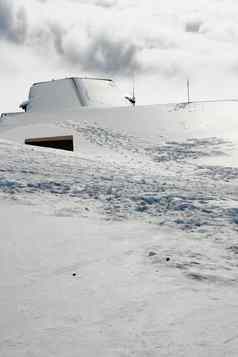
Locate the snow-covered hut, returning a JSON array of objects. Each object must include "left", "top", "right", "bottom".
[{"left": 0, "top": 77, "right": 130, "bottom": 151}]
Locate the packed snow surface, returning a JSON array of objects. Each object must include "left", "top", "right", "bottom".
[{"left": 1, "top": 101, "right": 238, "bottom": 356}]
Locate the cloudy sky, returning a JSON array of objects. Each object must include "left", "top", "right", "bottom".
[{"left": 1, "top": 0, "right": 238, "bottom": 112}]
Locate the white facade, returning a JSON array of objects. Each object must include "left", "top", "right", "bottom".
[{"left": 20, "top": 77, "right": 129, "bottom": 113}]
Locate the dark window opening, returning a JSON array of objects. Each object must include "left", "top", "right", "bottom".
[{"left": 25, "top": 135, "right": 74, "bottom": 151}]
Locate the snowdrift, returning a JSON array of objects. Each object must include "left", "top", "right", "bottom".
[
  {"left": 1, "top": 89, "right": 238, "bottom": 356},
  {"left": 1, "top": 100, "right": 238, "bottom": 154}
]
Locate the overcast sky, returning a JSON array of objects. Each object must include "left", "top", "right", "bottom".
[{"left": 1, "top": 0, "right": 238, "bottom": 112}]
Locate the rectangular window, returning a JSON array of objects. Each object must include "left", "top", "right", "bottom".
[{"left": 25, "top": 135, "right": 74, "bottom": 151}]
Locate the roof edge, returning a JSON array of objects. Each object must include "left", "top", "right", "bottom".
[{"left": 33, "top": 77, "right": 113, "bottom": 86}]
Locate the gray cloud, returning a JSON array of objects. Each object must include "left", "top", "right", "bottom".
[
  {"left": 55, "top": 31, "right": 140, "bottom": 75},
  {"left": 93, "top": 0, "right": 117, "bottom": 8},
  {"left": 49, "top": 23, "right": 66, "bottom": 55},
  {"left": 85, "top": 41, "right": 136, "bottom": 74},
  {"left": 71, "top": 0, "right": 118, "bottom": 8},
  {"left": 0, "top": 0, "right": 27, "bottom": 44},
  {"left": 0, "top": 0, "right": 182, "bottom": 77},
  {"left": 185, "top": 20, "right": 203, "bottom": 33},
  {"left": 82, "top": 37, "right": 139, "bottom": 74}
]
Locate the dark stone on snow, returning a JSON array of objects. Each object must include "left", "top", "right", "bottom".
[{"left": 148, "top": 251, "right": 157, "bottom": 257}]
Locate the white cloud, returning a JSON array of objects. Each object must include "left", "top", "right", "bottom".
[{"left": 1, "top": 0, "right": 238, "bottom": 111}]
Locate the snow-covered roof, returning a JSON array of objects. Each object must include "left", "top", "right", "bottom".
[{"left": 20, "top": 77, "right": 129, "bottom": 113}]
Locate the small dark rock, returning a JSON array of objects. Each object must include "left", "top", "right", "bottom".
[
  {"left": 148, "top": 251, "right": 157, "bottom": 257},
  {"left": 228, "top": 245, "right": 238, "bottom": 254},
  {"left": 166, "top": 257, "right": 170, "bottom": 262},
  {"left": 72, "top": 273, "right": 77, "bottom": 277}
]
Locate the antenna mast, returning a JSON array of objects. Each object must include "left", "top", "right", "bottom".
[
  {"left": 187, "top": 79, "right": 190, "bottom": 104},
  {"left": 125, "top": 73, "right": 136, "bottom": 106},
  {"left": 132, "top": 73, "right": 136, "bottom": 107}
]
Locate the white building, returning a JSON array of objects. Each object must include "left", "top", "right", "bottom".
[{"left": 0, "top": 77, "right": 132, "bottom": 151}]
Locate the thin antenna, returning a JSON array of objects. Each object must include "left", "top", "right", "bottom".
[
  {"left": 132, "top": 73, "right": 136, "bottom": 107},
  {"left": 125, "top": 72, "right": 136, "bottom": 106},
  {"left": 187, "top": 79, "right": 190, "bottom": 104}
]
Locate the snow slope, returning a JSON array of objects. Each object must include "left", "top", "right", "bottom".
[
  {"left": 1, "top": 100, "right": 238, "bottom": 356},
  {"left": 1, "top": 201, "right": 238, "bottom": 357}
]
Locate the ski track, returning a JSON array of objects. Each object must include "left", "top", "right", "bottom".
[{"left": 1, "top": 120, "right": 238, "bottom": 284}]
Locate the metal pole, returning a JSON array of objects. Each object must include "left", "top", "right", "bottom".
[
  {"left": 187, "top": 79, "right": 190, "bottom": 104},
  {"left": 132, "top": 73, "right": 136, "bottom": 107}
]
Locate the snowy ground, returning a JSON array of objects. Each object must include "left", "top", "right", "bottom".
[{"left": 1, "top": 101, "right": 238, "bottom": 356}]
